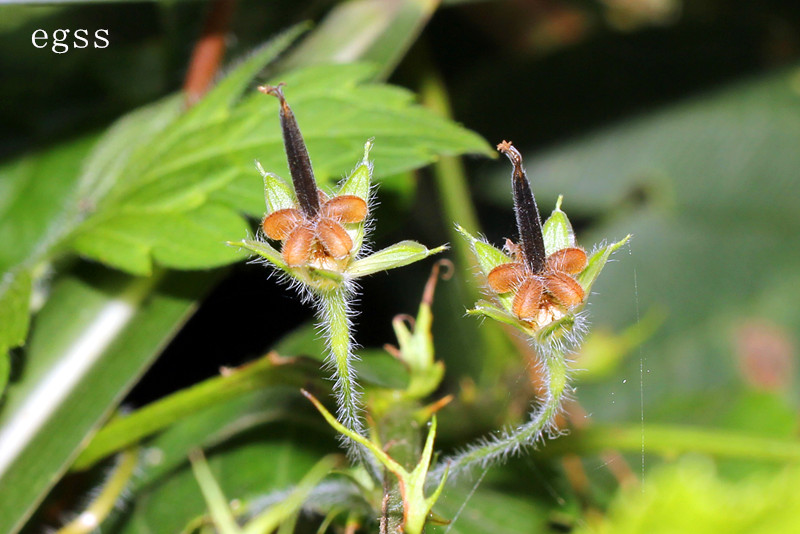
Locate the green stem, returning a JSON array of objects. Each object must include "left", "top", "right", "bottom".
[
  {"left": 72, "top": 353, "right": 316, "bottom": 471},
  {"left": 319, "top": 288, "right": 365, "bottom": 449},
  {"left": 56, "top": 447, "right": 139, "bottom": 534},
  {"left": 430, "top": 351, "right": 569, "bottom": 481}
]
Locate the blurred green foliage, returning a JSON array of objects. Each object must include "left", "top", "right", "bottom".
[{"left": 1, "top": 0, "right": 800, "bottom": 533}]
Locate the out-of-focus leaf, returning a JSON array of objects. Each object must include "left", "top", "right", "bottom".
[
  {"left": 577, "top": 458, "right": 800, "bottom": 534},
  {"left": 430, "top": 484, "right": 549, "bottom": 534},
  {"left": 0, "top": 135, "right": 98, "bottom": 363},
  {"left": 279, "top": 0, "right": 440, "bottom": 80},
  {"left": 114, "top": 419, "right": 334, "bottom": 534},
  {"left": 0, "top": 267, "right": 211, "bottom": 534},
  {"left": 0, "top": 268, "right": 31, "bottom": 387},
  {"left": 541, "top": 424, "right": 800, "bottom": 463}
]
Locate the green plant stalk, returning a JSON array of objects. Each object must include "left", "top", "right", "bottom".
[
  {"left": 417, "top": 63, "right": 516, "bottom": 381},
  {"left": 190, "top": 449, "right": 241, "bottom": 534},
  {"left": 303, "top": 390, "right": 447, "bottom": 534},
  {"left": 242, "top": 455, "right": 338, "bottom": 534},
  {"left": 72, "top": 353, "right": 317, "bottom": 471},
  {"left": 319, "top": 288, "right": 366, "bottom": 447},
  {"left": 431, "top": 350, "right": 569, "bottom": 481},
  {"left": 540, "top": 423, "right": 800, "bottom": 462},
  {"left": 56, "top": 447, "right": 139, "bottom": 534}
]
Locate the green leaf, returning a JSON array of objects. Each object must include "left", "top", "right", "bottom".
[
  {"left": 0, "top": 267, "right": 212, "bottom": 534},
  {"left": 278, "top": 0, "right": 439, "bottom": 81},
  {"left": 66, "top": 60, "right": 489, "bottom": 275},
  {"left": 346, "top": 241, "right": 447, "bottom": 278},
  {"left": 0, "top": 268, "right": 31, "bottom": 374},
  {"left": 575, "top": 458, "right": 800, "bottom": 534},
  {"left": 116, "top": 420, "right": 334, "bottom": 534},
  {"left": 0, "top": 135, "right": 98, "bottom": 363},
  {"left": 71, "top": 204, "right": 251, "bottom": 275},
  {"left": 430, "top": 484, "right": 548, "bottom": 534},
  {"left": 242, "top": 455, "right": 338, "bottom": 534}
]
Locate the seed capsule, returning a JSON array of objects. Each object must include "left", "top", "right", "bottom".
[
  {"left": 259, "top": 84, "right": 321, "bottom": 218},
  {"left": 316, "top": 218, "right": 354, "bottom": 259},
  {"left": 498, "top": 141, "right": 546, "bottom": 274},
  {"left": 546, "top": 247, "right": 587, "bottom": 275},
  {"left": 282, "top": 225, "right": 316, "bottom": 266},
  {"left": 512, "top": 277, "right": 545, "bottom": 321},
  {"left": 262, "top": 208, "right": 304, "bottom": 240},
  {"left": 321, "top": 195, "right": 368, "bottom": 223},
  {"left": 543, "top": 271, "right": 585, "bottom": 308},
  {"left": 488, "top": 262, "right": 527, "bottom": 294}
]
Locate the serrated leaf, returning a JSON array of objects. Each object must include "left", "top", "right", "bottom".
[{"left": 67, "top": 59, "right": 489, "bottom": 275}]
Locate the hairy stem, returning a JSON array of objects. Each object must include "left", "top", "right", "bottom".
[
  {"left": 57, "top": 447, "right": 139, "bottom": 534},
  {"left": 319, "top": 288, "right": 365, "bottom": 453},
  {"left": 430, "top": 350, "right": 569, "bottom": 481}
]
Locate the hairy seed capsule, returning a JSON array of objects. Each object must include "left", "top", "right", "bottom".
[
  {"left": 316, "top": 218, "right": 353, "bottom": 259},
  {"left": 544, "top": 272, "right": 585, "bottom": 308},
  {"left": 546, "top": 247, "right": 588, "bottom": 275},
  {"left": 282, "top": 225, "right": 316, "bottom": 266},
  {"left": 262, "top": 208, "right": 304, "bottom": 240},
  {"left": 512, "top": 277, "right": 545, "bottom": 321},
  {"left": 321, "top": 195, "right": 368, "bottom": 223},
  {"left": 488, "top": 262, "right": 527, "bottom": 294}
]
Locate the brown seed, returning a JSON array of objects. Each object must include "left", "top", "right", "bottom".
[
  {"left": 512, "top": 277, "right": 545, "bottom": 321},
  {"left": 282, "top": 224, "right": 316, "bottom": 266},
  {"left": 546, "top": 247, "right": 587, "bottom": 274},
  {"left": 544, "top": 272, "right": 585, "bottom": 308},
  {"left": 321, "top": 195, "right": 368, "bottom": 223},
  {"left": 262, "top": 208, "right": 304, "bottom": 240},
  {"left": 488, "top": 262, "right": 527, "bottom": 294},
  {"left": 316, "top": 218, "right": 353, "bottom": 259}
]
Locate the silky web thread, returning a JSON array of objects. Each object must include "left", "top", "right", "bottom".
[
  {"left": 632, "top": 242, "right": 645, "bottom": 491},
  {"left": 443, "top": 465, "right": 489, "bottom": 534}
]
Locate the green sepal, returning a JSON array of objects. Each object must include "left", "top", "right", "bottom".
[
  {"left": 575, "top": 234, "right": 631, "bottom": 294},
  {"left": 257, "top": 162, "right": 296, "bottom": 214},
  {"left": 346, "top": 242, "right": 447, "bottom": 279},
  {"left": 336, "top": 139, "right": 373, "bottom": 201},
  {"left": 227, "top": 239, "right": 345, "bottom": 292},
  {"left": 335, "top": 140, "right": 374, "bottom": 253},
  {"left": 542, "top": 195, "right": 576, "bottom": 256},
  {"left": 455, "top": 225, "right": 515, "bottom": 309},
  {"left": 455, "top": 224, "right": 510, "bottom": 276},
  {"left": 467, "top": 300, "right": 521, "bottom": 329}
]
